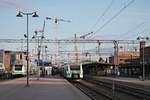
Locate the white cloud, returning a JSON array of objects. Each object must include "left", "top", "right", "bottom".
[{"left": 0, "top": 0, "right": 32, "bottom": 9}]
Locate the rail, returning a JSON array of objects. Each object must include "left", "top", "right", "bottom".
[{"left": 84, "top": 76, "right": 150, "bottom": 100}]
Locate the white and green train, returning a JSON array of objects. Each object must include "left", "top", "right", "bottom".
[
  {"left": 0, "top": 63, "right": 6, "bottom": 76},
  {"left": 12, "top": 62, "right": 37, "bottom": 76},
  {"left": 62, "top": 63, "right": 83, "bottom": 79},
  {"left": 12, "top": 64, "right": 26, "bottom": 76}
]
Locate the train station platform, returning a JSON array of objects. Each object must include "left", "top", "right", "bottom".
[
  {"left": 0, "top": 77, "right": 91, "bottom": 100},
  {"left": 95, "top": 76, "right": 150, "bottom": 86},
  {"left": 86, "top": 76, "right": 150, "bottom": 92}
]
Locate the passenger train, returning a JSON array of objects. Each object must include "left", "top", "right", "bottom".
[
  {"left": 61, "top": 63, "right": 83, "bottom": 79},
  {"left": 12, "top": 64, "right": 26, "bottom": 76},
  {"left": 12, "top": 62, "right": 37, "bottom": 76},
  {"left": 0, "top": 63, "right": 6, "bottom": 76}
]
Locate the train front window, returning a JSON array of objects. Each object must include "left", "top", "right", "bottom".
[
  {"left": 70, "top": 65, "right": 80, "bottom": 70},
  {"left": 15, "top": 65, "right": 22, "bottom": 70}
]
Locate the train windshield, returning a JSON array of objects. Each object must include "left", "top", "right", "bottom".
[
  {"left": 15, "top": 65, "right": 22, "bottom": 70},
  {"left": 70, "top": 65, "right": 80, "bottom": 70},
  {"left": 0, "top": 65, "right": 3, "bottom": 68}
]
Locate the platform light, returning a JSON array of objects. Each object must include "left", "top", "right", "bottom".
[{"left": 16, "top": 11, "right": 39, "bottom": 87}]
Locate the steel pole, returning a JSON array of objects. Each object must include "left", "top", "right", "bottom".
[
  {"left": 37, "top": 37, "right": 40, "bottom": 80},
  {"left": 26, "top": 14, "right": 29, "bottom": 87},
  {"left": 143, "top": 46, "right": 145, "bottom": 81}
]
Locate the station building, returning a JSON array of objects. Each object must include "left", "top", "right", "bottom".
[
  {"left": 109, "top": 51, "right": 139, "bottom": 65},
  {"left": 109, "top": 41, "right": 150, "bottom": 79}
]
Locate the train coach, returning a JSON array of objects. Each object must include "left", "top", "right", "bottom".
[
  {"left": 12, "top": 64, "right": 26, "bottom": 76},
  {"left": 61, "top": 63, "right": 83, "bottom": 79},
  {"left": 12, "top": 62, "right": 37, "bottom": 77},
  {"left": 0, "top": 63, "right": 6, "bottom": 77}
]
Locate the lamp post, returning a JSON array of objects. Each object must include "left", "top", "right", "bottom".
[
  {"left": 16, "top": 11, "right": 39, "bottom": 87},
  {"left": 137, "top": 36, "right": 149, "bottom": 81}
]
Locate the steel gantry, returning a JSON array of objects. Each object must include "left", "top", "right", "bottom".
[
  {"left": 0, "top": 39, "right": 140, "bottom": 44},
  {"left": 0, "top": 38, "right": 143, "bottom": 64}
]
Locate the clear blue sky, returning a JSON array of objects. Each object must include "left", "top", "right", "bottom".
[{"left": 0, "top": 0, "right": 150, "bottom": 40}]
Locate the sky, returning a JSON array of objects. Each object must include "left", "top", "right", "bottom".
[
  {"left": 1, "top": 0, "right": 150, "bottom": 62},
  {"left": 0, "top": 0, "right": 150, "bottom": 40}
]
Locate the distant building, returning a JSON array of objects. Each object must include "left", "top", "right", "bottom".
[
  {"left": 14, "top": 51, "right": 27, "bottom": 65},
  {"left": 140, "top": 43, "right": 150, "bottom": 65},
  {"left": 0, "top": 49, "right": 27, "bottom": 72},
  {"left": 109, "top": 51, "right": 139, "bottom": 65},
  {"left": 139, "top": 41, "right": 150, "bottom": 78},
  {"left": 115, "top": 41, "right": 150, "bottom": 79},
  {"left": 0, "top": 50, "right": 12, "bottom": 72}
]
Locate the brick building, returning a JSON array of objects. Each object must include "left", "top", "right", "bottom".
[
  {"left": 15, "top": 51, "right": 27, "bottom": 65},
  {"left": 141, "top": 45, "right": 150, "bottom": 64},
  {"left": 109, "top": 41, "right": 150, "bottom": 79},
  {"left": 109, "top": 51, "right": 139, "bottom": 65},
  {"left": 0, "top": 49, "right": 27, "bottom": 72},
  {"left": 0, "top": 50, "right": 12, "bottom": 72},
  {"left": 139, "top": 41, "right": 150, "bottom": 78}
]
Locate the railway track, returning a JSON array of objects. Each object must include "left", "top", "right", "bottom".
[
  {"left": 70, "top": 80, "right": 113, "bottom": 100},
  {"left": 70, "top": 79, "right": 150, "bottom": 100},
  {"left": 0, "top": 73, "right": 27, "bottom": 81},
  {"left": 0, "top": 73, "right": 13, "bottom": 81},
  {"left": 85, "top": 77, "right": 150, "bottom": 100}
]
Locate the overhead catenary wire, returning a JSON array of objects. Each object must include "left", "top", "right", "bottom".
[
  {"left": 120, "top": 18, "right": 150, "bottom": 39},
  {"left": 89, "top": 0, "right": 135, "bottom": 39},
  {"left": 89, "top": 0, "right": 115, "bottom": 32},
  {"left": 80, "top": 0, "right": 114, "bottom": 39},
  {"left": 118, "top": 21, "right": 147, "bottom": 39},
  {"left": 139, "top": 28, "right": 150, "bottom": 35}
]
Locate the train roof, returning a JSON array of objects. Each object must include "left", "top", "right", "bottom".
[{"left": 82, "top": 61, "right": 112, "bottom": 68}]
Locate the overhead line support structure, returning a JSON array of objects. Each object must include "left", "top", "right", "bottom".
[
  {"left": 0, "top": 39, "right": 140, "bottom": 44},
  {"left": 113, "top": 40, "right": 119, "bottom": 69}
]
